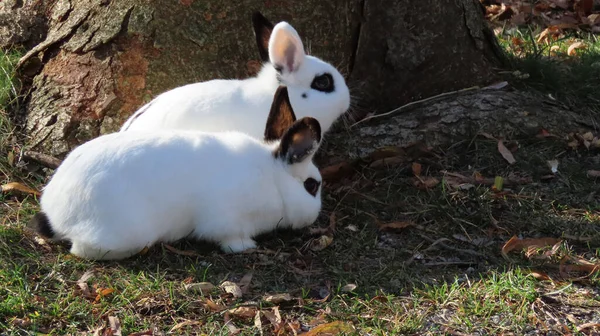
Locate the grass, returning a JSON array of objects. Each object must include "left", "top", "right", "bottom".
[{"left": 1, "top": 29, "right": 600, "bottom": 335}]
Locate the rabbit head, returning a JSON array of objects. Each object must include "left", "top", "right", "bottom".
[
  {"left": 253, "top": 15, "right": 351, "bottom": 135},
  {"left": 264, "top": 85, "right": 323, "bottom": 229}
]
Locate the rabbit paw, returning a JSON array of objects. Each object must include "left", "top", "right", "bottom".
[{"left": 220, "top": 238, "right": 257, "bottom": 253}]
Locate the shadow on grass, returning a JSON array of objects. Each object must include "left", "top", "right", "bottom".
[{"left": 1, "top": 133, "right": 599, "bottom": 334}]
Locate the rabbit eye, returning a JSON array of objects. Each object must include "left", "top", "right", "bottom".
[
  {"left": 303, "top": 177, "right": 321, "bottom": 197},
  {"left": 311, "top": 73, "right": 334, "bottom": 93}
]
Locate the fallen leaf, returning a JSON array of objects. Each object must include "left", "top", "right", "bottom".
[
  {"left": 108, "top": 316, "right": 122, "bottom": 336},
  {"left": 320, "top": 161, "right": 354, "bottom": 182},
  {"left": 568, "top": 41, "right": 586, "bottom": 56},
  {"left": 378, "top": 221, "right": 414, "bottom": 231},
  {"left": 77, "top": 270, "right": 95, "bottom": 299},
  {"left": 224, "top": 312, "right": 240, "bottom": 335},
  {"left": 529, "top": 271, "right": 552, "bottom": 281},
  {"left": 412, "top": 162, "right": 422, "bottom": 177},
  {"left": 369, "top": 156, "right": 406, "bottom": 168},
  {"left": 498, "top": 141, "right": 516, "bottom": 164},
  {"left": 163, "top": 244, "right": 199, "bottom": 257},
  {"left": 263, "top": 293, "right": 294, "bottom": 305},
  {"left": 7, "top": 151, "right": 14, "bottom": 167},
  {"left": 310, "top": 235, "right": 333, "bottom": 251},
  {"left": 128, "top": 330, "right": 154, "bottom": 336},
  {"left": 220, "top": 281, "right": 243, "bottom": 298},
  {"left": 253, "top": 310, "right": 263, "bottom": 334},
  {"left": 263, "top": 307, "right": 283, "bottom": 333},
  {"left": 345, "top": 224, "right": 358, "bottom": 232},
  {"left": 479, "top": 132, "right": 497, "bottom": 140},
  {"left": 204, "top": 298, "right": 226, "bottom": 312},
  {"left": 501, "top": 236, "right": 561, "bottom": 260},
  {"left": 169, "top": 320, "right": 202, "bottom": 333},
  {"left": 547, "top": 159, "right": 559, "bottom": 174},
  {"left": 238, "top": 272, "right": 253, "bottom": 295},
  {"left": 0, "top": 182, "right": 41, "bottom": 196},
  {"left": 228, "top": 306, "right": 257, "bottom": 319},
  {"left": 587, "top": 170, "right": 600, "bottom": 178},
  {"left": 577, "top": 322, "right": 600, "bottom": 332},
  {"left": 413, "top": 177, "right": 440, "bottom": 189},
  {"left": 340, "top": 284, "right": 357, "bottom": 292},
  {"left": 184, "top": 282, "right": 215, "bottom": 294},
  {"left": 95, "top": 288, "right": 115, "bottom": 303},
  {"left": 560, "top": 256, "right": 600, "bottom": 278},
  {"left": 304, "top": 321, "right": 354, "bottom": 336}
]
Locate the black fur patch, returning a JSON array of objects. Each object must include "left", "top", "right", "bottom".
[
  {"left": 275, "top": 117, "right": 322, "bottom": 164},
  {"left": 302, "top": 93, "right": 307, "bottom": 98},
  {"left": 251, "top": 12, "right": 274, "bottom": 63},
  {"left": 27, "top": 212, "right": 55, "bottom": 239},
  {"left": 310, "top": 73, "right": 335, "bottom": 93}
]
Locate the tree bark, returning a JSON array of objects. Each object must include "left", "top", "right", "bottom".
[{"left": 10, "top": 0, "right": 503, "bottom": 157}]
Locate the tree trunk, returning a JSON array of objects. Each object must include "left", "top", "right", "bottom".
[{"left": 10, "top": 0, "right": 503, "bottom": 157}]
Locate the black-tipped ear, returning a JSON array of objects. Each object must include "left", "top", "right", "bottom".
[
  {"left": 252, "top": 11, "right": 274, "bottom": 63},
  {"left": 275, "top": 117, "right": 322, "bottom": 164},
  {"left": 264, "top": 86, "right": 296, "bottom": 141}
]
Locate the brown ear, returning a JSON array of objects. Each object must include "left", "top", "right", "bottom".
[
  {"left": 264, "top": 86, "right": 297, "bottom": 141},
  {"left": 252, "top": 12, "right": 274, "bottom": 63},
  {"left": 275, "top": 117, "right": 322, "bottom": 164}
]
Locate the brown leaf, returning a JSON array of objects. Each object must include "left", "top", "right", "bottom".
[
  {"left": 587, "top": 170, "right": 600, "bottom": 178},
  {"left": 228, "top": 306, "right": 258, "bottom": 319},
  {"left": 413, "top": 177, "right": 440, "bottom": 189},
  {"left": 224, "top": 312, "right": 240, "bottom": 335},
  {"left": 320, "top": 161, "right": 354, "bottom": 182},
  {"left": 369, "top": 156, "right": 406, "bottom": 168},
  {"left": 560, "top": 256, "right": 600, "bottom": 278},
  {"left": 128, "top": 330, "right": 153, "bottom": 336},
  {"left": 310, "top": 235, "right": 333, "bottom": 251},
  {"left": 498, "top": 141, "right": 516, "bottom": 164},
  {"left": 263, "top": 293, "right": 294, "bottom": 305},
  {"left": 169, "top": 320, "right": 202, "bottom": 333},
  {"left": 204, "top": 298, "right": 226, "bottom": 312},
  {"left": 238, "top": 272, "right": 253, "bottom": 295},
  {"left": 263, "top": 307, "right": 283, "bottom": 332},
  {"left": 220, "top": 281, "right": 243, "bottom": 298},
  {"left": 411, "top": 162, "right": 422, "bottom": 177},
  {"left": 0, "top": 182, "right": 41, "bottom": 196},
  {"left": 108, "top": 316, "right": 122, "bottom": 336},
  {"left": 577, "top": 322, "right": 600, "bottom": 332},
  {"left": 501, "top": 236, "right": 561, "bottom": 259},
  {"left": 529, "top": 271, "right": 552, "bottom": 281},
  {"left": 95, "top": 288, "right": 115, "bottom": 303},
  {"left": 568, "top": 41, "right": 586, "bottom": 56},
  {"left": 304, "top": 321, "right": 354, "bottom": 336},
  {"left": 163, "top": 244, "right": 199, "bottom": 257},
  {"left": 77, "top": 270, "right": 95, "bottom": 299},
  {"left": 378, "top": 221, "right": 414, "bottom": 231},
  {"left": 253, "top": 310, "right": 263, "bottom": 333}
]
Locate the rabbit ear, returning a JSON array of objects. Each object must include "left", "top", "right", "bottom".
[
  {"left": 268, "top": 22, "right": 305, "bottom": 74},
  {"left": 252, "top": 12, "right": 274, "bottom": 63},
  {"left": 275, "top": 117, "right": 321, "bottom": 164},
  {"left": 264, "top": 86, "right": 297, "bottom": 141}
]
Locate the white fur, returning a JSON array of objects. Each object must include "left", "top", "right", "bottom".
[
  {"left": 39, "top": 130, "right": 322, "bottom": 260},
  {"left": 120, "top": 22, "right": 350, "bottom": 137}
]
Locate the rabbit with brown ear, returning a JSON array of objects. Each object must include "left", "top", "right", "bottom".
[
  {"left": 29, "top": 86, "right": 322, "bottom": 260},
  {"left": 121, "top": 12, "right": 350, "bottom": 139}
]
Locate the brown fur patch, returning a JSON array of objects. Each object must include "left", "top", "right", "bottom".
[{"left": 264, "top": 86, "right": 296, "bottom": 141}]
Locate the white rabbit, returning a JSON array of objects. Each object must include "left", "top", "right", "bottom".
[
  {"left": 120, "top": 12, "right": 350, "bottom": 139},
  {"left": 28, "top": 86, "right": 323, "bottom": 260}
]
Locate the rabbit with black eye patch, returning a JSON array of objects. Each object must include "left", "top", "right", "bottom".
[
  {"left": 120, "top": 12, "right": 350, "bottom": 139},
  {"left": 28, "top": 86, "right": 323, "bottom": 260}
]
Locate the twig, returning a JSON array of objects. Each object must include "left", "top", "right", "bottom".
[
  {"left": 21, "top": 150, "right": 62, "bottom": 169},
  {"left": 350, "top": 86, "right": 480, "bottom": 128}
]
